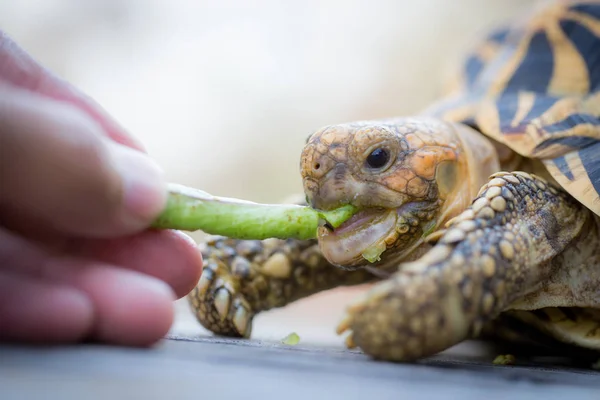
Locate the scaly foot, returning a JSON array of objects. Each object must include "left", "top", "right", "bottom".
[
  {"left": 189, "top": 236, "right": 376, "bottom": 338},
  {"left": 337, "top": 171, "right": 592, "bottom": 361},
  {"left": 188, "top": 237, "right": 264, "bottom": 337}
]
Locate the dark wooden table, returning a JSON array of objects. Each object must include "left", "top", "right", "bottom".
[{"left": 1, "top": 335, "right": 599, "bottom": 400}]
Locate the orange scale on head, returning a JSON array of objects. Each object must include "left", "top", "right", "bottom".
[
  {"left": 419, "top": 134, "right": 442, "bottom": 147},
  {"left": 409, "top": 145, "right": 459, "bottom": 180},
  {"left": 382, "top": 168, "right": 415, "bottom": 194},
  {"left": 438, "top": 147, "right": 459, "bottom": 163},
  {"left": 409, "top": 149, "right": 440, "bottom": 180}
]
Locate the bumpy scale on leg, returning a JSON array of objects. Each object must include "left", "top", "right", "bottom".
[
  {"left": 189, "top": 236, "right": 377, "bottom": 338},
  {"left": 337, "top": 171, "right": 593, "bottom": 361}
]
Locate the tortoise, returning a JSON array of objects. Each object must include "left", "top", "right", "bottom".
[{"left": 187, "top": 0, "right": 600, "bottom": 362}]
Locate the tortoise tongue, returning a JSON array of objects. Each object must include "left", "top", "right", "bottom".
[{"left": 317, "top": 208, "right": 397, "bottom": 267}]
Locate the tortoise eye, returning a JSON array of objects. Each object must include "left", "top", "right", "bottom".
[{"left": 366, "top": 148, "right": 390, "bottom": 169}]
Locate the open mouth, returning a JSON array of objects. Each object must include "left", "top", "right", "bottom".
[{"left": 317, "top": 207, "right": 398, "bottom": 268}]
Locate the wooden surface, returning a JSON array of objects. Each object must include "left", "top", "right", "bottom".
[{"left": 1, "top": 335, "right": 599, "bottom": 400}]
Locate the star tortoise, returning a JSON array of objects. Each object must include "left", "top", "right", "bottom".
[{"left": 189, "top": 1, "right": 600, "bottom": 362}]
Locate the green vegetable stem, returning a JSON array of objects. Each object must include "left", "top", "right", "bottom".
[{"left": 151, "top": 183, "right": 357, "bottom": 240}]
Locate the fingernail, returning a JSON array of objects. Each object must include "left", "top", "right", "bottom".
[{"left": 110, "top": 143, "right": 167, "bottom": 224}]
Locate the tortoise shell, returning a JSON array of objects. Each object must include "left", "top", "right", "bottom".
[{"left": 426, "top": 1, "right": 600, "bottom": 216}]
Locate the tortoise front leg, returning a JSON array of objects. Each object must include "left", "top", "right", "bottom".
[
  {"left": 188, "top": 236, "right": 377, "bottom": 338},
  {"left": 337, "top": 171, "right": 596, "bottom": 361}
]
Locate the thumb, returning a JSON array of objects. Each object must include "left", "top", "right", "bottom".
[{"left": 0, "top": 83, "right": 167, "bottom": 238}]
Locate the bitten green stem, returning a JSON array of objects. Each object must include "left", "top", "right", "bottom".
[{"left": 151, "top": 183, "right": 357, "bottom": 240}]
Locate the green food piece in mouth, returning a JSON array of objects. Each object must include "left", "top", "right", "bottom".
[
  {"left": 281, "top": 332, "right": 300, "bottom": 345},
  {"left": 361, "top": 241, "right": 387, "bottom": 263},
  {"left": 151, "top": 183, "right": 357, "bottom": 240}
]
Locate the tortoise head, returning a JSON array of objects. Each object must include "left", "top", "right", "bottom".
[{"left": 300, "top": 117, "right": 499, "bottom": 269}]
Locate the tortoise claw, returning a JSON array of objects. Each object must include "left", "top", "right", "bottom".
[
  {"left": 336, "top": 286, "right": 394, "bottom": 351},
  {"left": 337, "top": 310, "right": 359, "bottom": 349},
  {"left": 336, "top": 313, "right": 353, "bottom": 335},
  {"left": 232, "top": 300, "right": 253, "bottom": 338},
  {"left": 344, "top": 331, "right": 357, "bottom": 349},
  {"left": 188, "top": 254, "right": 255, "bottom": 338},
  {"left": 336, "top": 290, "right": 374, "bottom": 346},
  {"left": 214, "top": 288, "right": 232, "bottom": 322},
  {"left": 196, "top": 268, "right": 213, "bottom": 296}
]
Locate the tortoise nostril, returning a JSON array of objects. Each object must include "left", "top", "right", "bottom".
[{"left": 314, "top": 162, "right": 321, "bottom": 170}]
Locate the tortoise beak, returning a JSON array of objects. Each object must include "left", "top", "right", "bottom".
[{"left": 303, "top": 164, "right": 361, "bottom": 211}]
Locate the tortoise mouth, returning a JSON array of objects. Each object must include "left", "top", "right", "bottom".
[{"left": 317, "top": 207, "right": 398, "bottom": 268}]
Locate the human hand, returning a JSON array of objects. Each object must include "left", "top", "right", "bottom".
[{"left": 0, "top": 31, "right": 203, "bottom": 346}]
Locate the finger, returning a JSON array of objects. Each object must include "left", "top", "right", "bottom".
[
  {"left": 1, "top": 227, "right": 202, "bottom": 300},
  {"left": 0, "top": 271, "right": 93, "bottom": 343},
  {"left": 0, "top": 30, "right": 144, "bottom": 151},
  {"left": 67, "top": 230, "right": 203, "bottom": 299},
  {"left": 63, "top": 264, "right": 176, "bottom": 346},
  {"left": 0, "top": 83, "right": 167, "bottom": 237},
  {"left": 0, "top": 266, "right": 176, "bottom": 346},
  {"left": 0, "top": 230, "right": 178, "bottom": 346}
]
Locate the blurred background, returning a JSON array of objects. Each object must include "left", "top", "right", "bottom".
[{"left": 1, "top": 0, "right": 538, "bottom": 345}]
